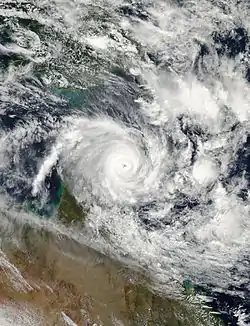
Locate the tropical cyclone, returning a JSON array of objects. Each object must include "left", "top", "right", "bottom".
[{"left": 0, "top": 0, "right": 249, "bottom": 323}]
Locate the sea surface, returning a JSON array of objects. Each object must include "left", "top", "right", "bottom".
[{"left": 0, "top": 0, "right": 249, "bottom": 325}]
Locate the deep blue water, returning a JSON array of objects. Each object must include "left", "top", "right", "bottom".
[{"left": 0, "top": 1, "right": 249, "bottom": 325}]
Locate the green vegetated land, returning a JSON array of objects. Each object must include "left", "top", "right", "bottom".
[
  {"left": 53, "top": 186, "right": 224, "bottom": 326},
  {"left": 57, "top": 185, "right": 87, "bottom": 224},
  {"left": 0, "top": 181, "right": 223, "bottom": 326},
  {"left": 1, "top": 218, "right": 224, "bottom": 326}
]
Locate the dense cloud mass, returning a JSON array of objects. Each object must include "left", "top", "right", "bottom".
[{"left": 0, "top": 0, "right": 249, "bottom": 324}]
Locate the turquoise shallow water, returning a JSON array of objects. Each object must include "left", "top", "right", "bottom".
[{"left": 0, "top": 1, "right": 249, "bottom": 324}]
